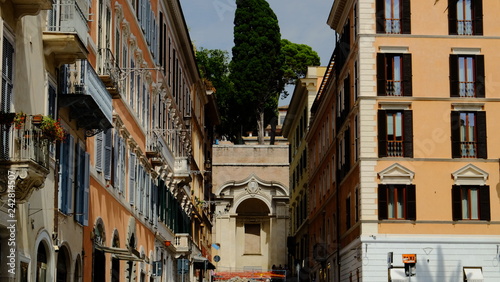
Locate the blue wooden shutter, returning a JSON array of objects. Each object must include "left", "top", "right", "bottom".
[
  {"left": 67, "top": 135, "right": 75, "bottom": 214},
  {"left": 75, "top": 144, "right": 85, "bottom": 224},
  {"left": 120, "top": 138, "right": 126, "bottom": 193},
  {"left": 129, "top": 152, "right": 136, "bottom": 205},
  {"left": 95, "top": 131, "right": 103, "bottom": 172},
  {"left": 104, "top": 129, "right": 112, "bottom": 180},
  {"left": 113, "top": 130, "right": 120, "bottom": 189},
  {"left": 83, "top": 152, "right": 90, "bottom": 226}
]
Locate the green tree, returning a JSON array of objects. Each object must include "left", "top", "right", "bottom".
[
  {"left": 281, "top": 39, "right": 321, "bottom": 87},
  {"left": 230, "top": 0, "right": 284, "bottom": 145},
  {"left": 195, "top": 48, "right": 243, "bottom": 143}
]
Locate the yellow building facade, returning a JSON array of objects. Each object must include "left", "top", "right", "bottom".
[{"left": 307, "top": 0, "right": 500, "bottom": 281}]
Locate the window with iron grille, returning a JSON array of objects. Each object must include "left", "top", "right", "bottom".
[
  {"left": 378, "top": 184, "right": 416, "bottom": 220},
  {"left": 377, "top": 53, "right": 412, "bottom": 96},
  {"left": 452, "top": 185, "right": 490, "bottom": 221},
  {"left": 378, "top": 110, "right": 413, "bottom": 158},
  {"left": 450, "top": 54, "right": 485, "bottom": 98},
  {"left": 448, "top": 0, "right": 483, "bottom": 36},
  {"left": 451, "top": 111, "right": 486, "bottom": 159},
  {"left": 376, "top": 0, "right": 411, "bottom": 34}
]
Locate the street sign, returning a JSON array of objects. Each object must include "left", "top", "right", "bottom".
[
  {"left": 214, "top": 255, "right": 220, "bottom": 262},
  {"left": 402, "top": 254, "right": 416, "bottom": 264}
]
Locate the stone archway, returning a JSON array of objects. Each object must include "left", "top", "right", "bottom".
[{"left": 56, "top": 245, "right": 71, "bottom": 282}]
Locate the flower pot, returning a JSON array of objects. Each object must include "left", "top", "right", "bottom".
[{"left": 32, "top": 115, "right": 43, "bottom": 125}]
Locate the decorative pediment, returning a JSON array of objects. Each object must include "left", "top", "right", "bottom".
[
  {"left": 378, "top": 163, "right": 414, "bottom": 185},
  {"left": 452, "top": 164, "right": 488, "bottom": 186},
  {"left": 217, "top": 173, "right": 288, "bottom": 197}
]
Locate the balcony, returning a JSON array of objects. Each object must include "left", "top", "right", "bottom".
[
  {"left": 97, "top": 48, "right": 121, "bottom": 98},
  {"left": 0, "top": 115, "right": 50, "bottom": 202},
  {"left": 173, "top": 156, "right": 191, "bottom": 182},
  {"left": 10, "top": 0, "right": 53, "bottom": 18},
  {"left": 146, "top": 132, "right": 164, "bottom": 168},
  {"left": 43, "top": 0, "right": 88, "bottom": 65},
  {"left": 59, "top": 60, "right": 113, "bottom": 136},
  {"left": 174, "top": 233, "right": 191, "bottom": 254}
]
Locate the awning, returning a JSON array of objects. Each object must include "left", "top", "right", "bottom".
[
  {"left": 464, "top": 268, "right": 483, "bottom": 282},
  {"left": 94, "top": 245, "right": 144, "bottom": 262},
  {"left": 192, "top": 256, "right": 216, "bottom": 270},
  {"left": 389, "top": 268, "right": 408, "bottom": 282}
]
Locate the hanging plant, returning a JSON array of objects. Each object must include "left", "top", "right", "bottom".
[
  {"left": 13, "top": 112, "right": 26, "bottom": 129},
  {"left": 40, "top": 116, "right": 66, "bottom": 142}
]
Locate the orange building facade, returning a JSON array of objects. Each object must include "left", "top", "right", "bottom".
[{"left": 307, "top": 0, "right": 500, "bottom": 281}]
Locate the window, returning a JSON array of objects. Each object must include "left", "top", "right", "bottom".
[
  {"left": 59, "top": 135, "right": 75, "bottom": 215},
  {"left": 452, "top": 185, "right": 490, "bottom": 221},
  {"left": 451, "top": 111, "right": 487, "bottom": 158},
  {"left": 129, "top": 152, "right": 137, "bottom": 205},
  {"left": 450, "top": 55, "right": 484, "bottom": 98},
  {"left": 113, "top": 131, "right": 126, "bottom": 193},
  {"left": 244, "top": 224, "right": 261, "bottom": 254},
  {"left": 378, "top": 184, "right": 416, "bottom": 220},
  {"left": 376, "top": 0, "right": 411, "bottom": 34},
  {"left": 1, "top": 34, "right": 14, "bottom": 159},
  {"left": 378, "top": 110, "right": 413, "bottom": 158},
  {"left": 74, "top": 143, "right": 90, "bottom": 226},
  {"left": 377, "top": 53, "right": 412, "bottom": 96},
  {"left": 448, "top": 0, "right": 483, "bottom": 36},
  {"left": 95, "top": 129, "right": 112, "bottom": 180},
  {"left": 346, "top": 195, "right": 351, "bottom": 229}
]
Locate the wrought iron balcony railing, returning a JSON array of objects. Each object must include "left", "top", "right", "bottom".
[
  {"left": 97, "top": 48, "right": 122, "bottom": 98},
  {"left": 47, "top": 0, "right": 88, "bottom": 44},
  {"left": 0, "top": 115, "right": 50, "bottom": 202}
]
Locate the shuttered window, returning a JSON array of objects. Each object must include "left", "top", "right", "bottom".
[
  {"left": 376, "top": 0, "right": 411, "bottom": 34},
  {"left": 378, "top": 184, "right": 416, "bottom": 220},
  {"left": 448, "top": 0, "right": 483, "bottom": 35},
  {"left": 104, "top": 129, "right": 112, "bottom": 180},
  {"left": 378, "top": 110, "right": 413, "bottom": 158},
  {"left": 377, "top": 53, "right": 412, "bottom": 96},
  {"left": 452, "top": 185, "right": 490, "bottom": 221},
  {"left": 451, "top": 111, "right": 487, "bottom": 159},
  {"left": 59, "top": 134, "right": 75, "bottom": 214},
  {"left": 449, "top": 54, "right": 485, "bottom": 98},
  {"left": 129, "top": 152, "right": 136, "bottom": 205},
  {"left": 75, "top": 143, "right": 90, "bottom": 226}
]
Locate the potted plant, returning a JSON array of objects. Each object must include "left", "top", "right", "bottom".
[
  {"left": 32, "top": 114, "right": 43, "bottom": 125},
  {"left": 40, "top": 116, "right": 66, "bottom": 142},
  {"left": 13, "top": 112, "right": 26, "bottom": 129}
]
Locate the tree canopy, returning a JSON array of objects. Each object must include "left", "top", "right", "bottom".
[
  {"left": 195, "top": 1, "right": 321, "bottom": 144},
  {"left": 229, "top": 0, "right": 284, "bottom": 144}
]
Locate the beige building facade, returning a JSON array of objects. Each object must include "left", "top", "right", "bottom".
[{"left": 211, "top": 144, "right": 289, "bottom": 277}]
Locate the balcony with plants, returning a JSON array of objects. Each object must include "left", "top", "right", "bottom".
[
  {"left": 0, "top": 113, "right": 59, "bottom": 202},
  {"left": 43, "top": 0, "right": 88, "bottom": 65},
  {"left": 59, "top": 59, "right": 113, "bottom": 136}
]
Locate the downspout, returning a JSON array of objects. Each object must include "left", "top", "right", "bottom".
[{"left": 334, "top": 31, "right": 341, "bottom": 282}]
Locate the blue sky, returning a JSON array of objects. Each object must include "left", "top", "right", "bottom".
[{"left": 180, "top": 0, "right": 336, "bottom": 105}]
